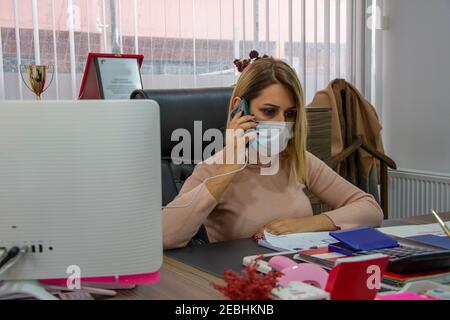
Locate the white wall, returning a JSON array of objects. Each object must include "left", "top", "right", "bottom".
[{"left": 382, "top": 0, "right": 450, "bottom": 175}]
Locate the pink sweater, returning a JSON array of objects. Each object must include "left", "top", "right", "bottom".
[{"left": 163, "top": 151, "right": 383, "bottom": 249}]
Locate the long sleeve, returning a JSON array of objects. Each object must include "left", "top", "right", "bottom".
[
  {"left": 306, "top": 152, "right": 384, "bottom": 229},
  {"left": 163, "top": 163, "right": 219, "bottom": 249}
]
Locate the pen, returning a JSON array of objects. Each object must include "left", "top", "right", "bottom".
[{"left": 431, "top": 209, "right": 450, "bottom": 239}]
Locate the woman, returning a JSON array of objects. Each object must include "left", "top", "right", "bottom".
[{"left": 163, "top": 58, "right": 383, "bottom": 250}]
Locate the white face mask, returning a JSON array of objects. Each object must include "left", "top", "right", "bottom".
[{"left": 250, "top": 121, "right": 294, "bottom": 157}]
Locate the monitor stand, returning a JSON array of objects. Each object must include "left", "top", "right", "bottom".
[{"left": 0, "top": 280, "right": 58, "bottom": 300}]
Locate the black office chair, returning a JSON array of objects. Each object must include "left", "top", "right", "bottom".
[{"left": 131, "top": 87, "right": 233, "bottom": 246}]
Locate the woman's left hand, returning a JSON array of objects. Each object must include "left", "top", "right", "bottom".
[{"left": 252, "top": 214, "right": 339, "bottom": 239}]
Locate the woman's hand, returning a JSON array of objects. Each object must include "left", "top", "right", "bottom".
[
  {"left": 204, "top": 111, "right": 258, "bottom": 202},
  {"left": 224, "top": 110, "right": 258, "bottom": 166},
  {"left": 253, "top": 214, "right": 339, "bottom": 239}
]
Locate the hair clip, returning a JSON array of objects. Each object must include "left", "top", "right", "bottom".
[{"left": 233, "top": 50, "right": 270, "bottom": 73}]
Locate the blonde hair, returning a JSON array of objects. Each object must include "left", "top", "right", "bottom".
[{"left": 228, "top": 57, "right": 308, "bottom": 185}]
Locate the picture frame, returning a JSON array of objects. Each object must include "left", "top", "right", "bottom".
[{"left": 78, "top": 53, "right": 144, "bottom": 100}]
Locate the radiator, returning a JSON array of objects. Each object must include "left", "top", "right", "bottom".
[{"left": 389, "top": 169, "right": 450, "bottom": 219}]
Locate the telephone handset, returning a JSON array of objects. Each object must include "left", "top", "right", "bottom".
[
  {"left": 230, "top": 99, "right": 252, "bottom": 119},
  {"left": 228, "top": 99, "right": 258, "bottom": 155}
]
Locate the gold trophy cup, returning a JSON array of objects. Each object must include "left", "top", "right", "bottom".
[{"left": 20, "top": 64, "right": 54, "bottom": 100}]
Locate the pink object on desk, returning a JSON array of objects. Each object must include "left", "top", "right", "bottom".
[
  {"left": 376, "top": 292, "right": 434, "bottom": 300},
  {"left": 268, "top": 256, "right": 298, "bottom": 271},
  {"left": 268, "top": 256, "right": 329, "bottom": 289},
  {"left": 40, "top": 271, "right": 160, "bottom": 287}
]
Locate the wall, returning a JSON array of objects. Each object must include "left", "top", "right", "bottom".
[{"left": 382, "top": 0, "right": 450, "bottom": 175}]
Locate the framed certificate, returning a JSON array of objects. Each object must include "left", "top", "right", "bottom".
[{"left": 79, "top": 53, "right": 144, "bottom": 100}]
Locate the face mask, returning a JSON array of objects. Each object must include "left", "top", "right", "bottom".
[{"left": 250, "top": 121, "right": 294, "bottom": 157}]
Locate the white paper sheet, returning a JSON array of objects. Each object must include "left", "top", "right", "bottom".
[
  {"left": 263, "top": 230, "right": 338, "bottom": 251},
  {"left": 379, "top": 222, "right": 450, "bottom": 238}
]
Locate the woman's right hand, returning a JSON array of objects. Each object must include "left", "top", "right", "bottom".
[
  {"left": 224, "top": 110, "right": 259, "bottom": 167},
  {"left": 202, "top": 111, "right": 258, "bottom": 201}
]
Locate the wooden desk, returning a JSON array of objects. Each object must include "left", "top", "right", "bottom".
[
  {"left": 112, "top": 212, "right": 450, "bottom": 300},
  {"left": 110, "top": 256, "right": 224, "bottom": 300}
]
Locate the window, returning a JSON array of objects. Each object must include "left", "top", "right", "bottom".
[{"left": 0, "top": 0, "right": 366, "bottom": 102}]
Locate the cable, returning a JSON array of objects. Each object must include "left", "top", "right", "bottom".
[
  {"left": 0, "top": 247, "right": 20, "bottom": 270},
  {"left": 0, "top": 248, "right": 6, "bottom": 260},
  {"left": 44, "top": 285, "right": 117, "bottom": 297},
  {"left": 163, "top": 129, "right": 258, "bottom": 209},
  {"left": 163, "top": 160, "right": 248, "bottom": 209},
  {"left": 0, "top": 246, "right": 28, "bottom": 275}
]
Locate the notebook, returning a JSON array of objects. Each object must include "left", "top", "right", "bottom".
[
  {"left": 329, "top": 226, "right": 399, "bottom": 251},
  {"left": 406, "top": 235, "right": 450, "bottom": 250},
  {"left": 383, "top": 269, "right": 450, "bottom": 288}
]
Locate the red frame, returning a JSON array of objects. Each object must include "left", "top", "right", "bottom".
[{"left": 78, "top": 53, "right": 144, "bottom": 100}]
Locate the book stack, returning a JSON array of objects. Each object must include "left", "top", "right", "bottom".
[
  {"left": 383, "top": 270, "right": 450, "bottom": 290},
  {"left": 294, "top": 247, "right": 450, "bottom": 290}
]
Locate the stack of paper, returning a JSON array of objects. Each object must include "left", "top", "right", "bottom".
[{"left": 259, "top": 230, "right": 338, "bottom": 251}]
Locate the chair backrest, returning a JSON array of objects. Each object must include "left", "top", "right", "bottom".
[
  {"left": 305, "top": 107, "right": 332, "bottom": 161},
  {"left": 132, "top": 87, "right": 233, "bottom": 207},
  {"left": 303, "top": 107, "right": 332, "bottom": 214}
]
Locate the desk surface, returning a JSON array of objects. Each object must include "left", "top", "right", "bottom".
[{"left": 112, "top": 212, "right": 450, "bottom": 300}]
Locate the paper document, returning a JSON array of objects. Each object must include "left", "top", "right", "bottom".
[
  {"left": 262, "top": 230, "right": 338, "bottom": 251},
  {"left": 260, "top": 222, "right": 450, "bottom": 252},
  {"left": 379, "top": 222, "right": 450, "bottom": 238}
]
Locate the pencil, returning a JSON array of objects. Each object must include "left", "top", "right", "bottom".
[{"left": 431, "top": 210, "right": 450, "bottom": 239}]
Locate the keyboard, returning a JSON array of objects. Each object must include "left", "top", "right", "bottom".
[
  {"left": 355, "top": 246, "right": 436, "bottom": 258},
  {"left": 356, "top": 246, "right": 450, "bottom": 274}
]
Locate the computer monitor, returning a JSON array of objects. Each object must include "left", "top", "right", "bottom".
[{"left": 0, "top": 100, "right": 162, "bottom": 285}]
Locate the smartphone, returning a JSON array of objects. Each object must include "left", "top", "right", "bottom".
[
  {"left": 229, "top": 99, "right": 256, "bottom": 148},
  {"left": 229, "top": 99, "right": 251, "bottom": 119}
]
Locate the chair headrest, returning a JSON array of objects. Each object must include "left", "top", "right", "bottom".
[{"left": 131, "top": 87, "right": 233, "bottom": 162}]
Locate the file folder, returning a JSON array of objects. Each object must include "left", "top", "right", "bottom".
[{"left": 329, "top": 227, "right": 399, "bottom": 251}]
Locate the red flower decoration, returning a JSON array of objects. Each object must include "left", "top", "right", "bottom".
[
  {"left": 249, "top": 50, "right": 259, "bottom": 59},
  {"left": 211, "top": 259, "right": 283, "bottom": 300},
  {"left": 233, "top": 50, "right": 271, "bottom": 73}
]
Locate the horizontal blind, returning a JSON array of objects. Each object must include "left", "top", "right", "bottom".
[{"left": 0, "top": 0, "right": 363, "bottom": 103}]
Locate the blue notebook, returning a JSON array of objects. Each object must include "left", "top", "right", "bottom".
[
  {"left": 329, "top": 226, "right": 399, "bottom": 251},
  {"left": 407, "top": 235, "right": 450, "bottom": 250}
]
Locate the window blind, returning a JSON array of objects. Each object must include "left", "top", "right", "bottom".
[{"left": 0, "top": 0, "right": 366, "bottom": 102}]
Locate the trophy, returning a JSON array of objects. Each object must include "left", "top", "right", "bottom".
[{"left": 20, "top": 64, "right": 54, "bottom": 100}]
